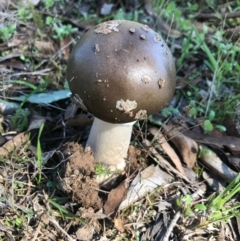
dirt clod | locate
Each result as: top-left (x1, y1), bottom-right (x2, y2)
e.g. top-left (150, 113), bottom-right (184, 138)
top-left (128, 145), bottom-right (144, 171)
top-left (62, 142), bottom-right (102, 209)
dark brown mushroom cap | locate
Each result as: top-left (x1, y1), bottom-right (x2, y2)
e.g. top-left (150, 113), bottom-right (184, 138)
top-left (67, 20), bottom-right (176, 123)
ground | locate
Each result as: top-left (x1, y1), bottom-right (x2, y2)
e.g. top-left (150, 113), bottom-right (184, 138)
top-left (61, 142), bottom-right (102, 210)
top-left (0, 0), bottom-right (240, 240)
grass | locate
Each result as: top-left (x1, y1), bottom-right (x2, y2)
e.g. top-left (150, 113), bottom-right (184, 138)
top-left (95, 163), bottom-right (112, 177)
top-left (147, 1), bottom-right (239, 133)
top-left (48, 198), bottom-right (87, 223)
top-left (0, 23), bottom-right (16, 42)
top-left (36, 123), bottom-right (44, 184)
top-left (176, 173), bottom-right (240, 229)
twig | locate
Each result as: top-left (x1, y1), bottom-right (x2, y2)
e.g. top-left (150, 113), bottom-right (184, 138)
top-left (197, 11), bottom-right (240, 19)
top-left (162, 211), bottom-right (181, 241)
top-left (32, 221), bottom-right (42, 241)
top-left (0, 53), bottom-right (21, 62)
top-left (225, 26), bottom-right (240, 41)
top-left (10, 68), bottom-right (52, 76)
top-left (0, 222), bottom-right (14, 241)
top-left (191, 188), bottom-right (205, 201)
top-left (47, 213), bottom-right (76, 241)
top-left (183, 230), bottom-right (212, 240)
top-left (51, 38), bottom-right (75, 61)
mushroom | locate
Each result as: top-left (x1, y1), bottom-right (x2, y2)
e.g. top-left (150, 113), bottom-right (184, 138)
top-left (67, 20), bottom-right (176, 182)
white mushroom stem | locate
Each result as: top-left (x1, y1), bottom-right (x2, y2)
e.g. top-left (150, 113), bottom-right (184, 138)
top-left (86, 117), bottom-right (135, 171)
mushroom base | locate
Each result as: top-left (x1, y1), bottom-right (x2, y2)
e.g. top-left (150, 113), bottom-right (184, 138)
top-left (86, 117), bottom-right (135, 173)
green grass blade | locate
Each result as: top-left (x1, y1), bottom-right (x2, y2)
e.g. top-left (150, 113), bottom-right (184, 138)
top-left (8, 80), bottom-right (38, 90)
top-left (49, 199), bottom-right (87, 224)
top-left (37, 123), bottom-right (44, 183)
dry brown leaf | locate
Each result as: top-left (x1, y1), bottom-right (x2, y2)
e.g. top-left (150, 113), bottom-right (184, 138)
top-left (227, 156), bottom-right (240, 172)
top-left (143, 0), bottom-right (153, 15)
top-left (0, 132), bottom-right (29, 157)
top-left (119, 164), bottom-right (174, 210)
top-left (65, 114), bottom-right (93, 127)
top-left (64, 102), bottom-right (78, 119)
top-left (40, 213), bottom-right (50, 225)
top-left (76, 225), bottom-right (94, 241)
top-left (147, 145), bottom-right (190, 183)
top-left (184, 129), bottom-right (240, 156)
top-left (163, 125), bottom-right (198, 168)
top-left (60, 36), bottom-right (71, 60)
top-left (35, 40), bottom-right (55, 55)
top-left (114, 217), bottom-right (125, 233)
top-left (27, 111), bottom-right (46, 130)
top-left (199, 145), bottom-right (238, 182)
top-left (150, 127), bottom-right (186, 177)
top-left (81, 210), bottom-right (108, 220)
top-left (103, 182), bottom-right (127, 215)
top-left (7, 37), bottom-right (26, 47)
top-left (194, 21), bottom-right (215, 33)
top-left (2, 59), bottom-right (26, 70)
top-left (184, 167), bottom-right (198, 182)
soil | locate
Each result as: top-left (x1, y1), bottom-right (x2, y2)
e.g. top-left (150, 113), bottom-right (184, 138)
top-left (61, 142), bottom-right (102, 210)
top-left (128, 144), bottom-right (144, 172)
top-left (59, 143), bottom-right (143, 211)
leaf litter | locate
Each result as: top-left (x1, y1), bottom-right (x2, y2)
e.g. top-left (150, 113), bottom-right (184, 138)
top-left (0, 0), bottom-right (240, 240)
